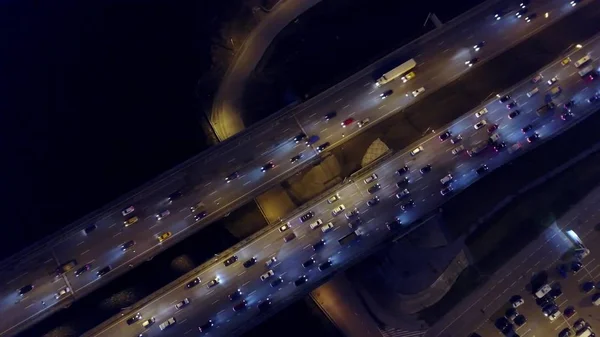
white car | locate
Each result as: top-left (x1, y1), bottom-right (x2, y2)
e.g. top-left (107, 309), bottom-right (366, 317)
top-left (55, 286), bottom-right (70, 300)
top-left (357, 118), bottom-right (370, 128)
top-left (332, 204), bottom-right (346, 216)
top-left (474, 120), bottom-right (488, 130)
top-left (548, 310), bottom-right (562, 321)
top-left (440, 174), bottom-right (453, 185)
top-left (451, 145), bottom-right (464, 155)
top-left (260, 270), bottom-right (275, 281)
top-left (327, 193), bottom-right (340, 204)
top-left (363, 173), bottom-right (378, 184)
top-left (410, 146), bottom-right (424, 156)
top-left (512, 298), bottom-right (525, 308)
top-left (475, 107), bottom-right (488, 118)
top-left (309, 219), bottom-right (323, 230)
top-left (321, 222), bottom-right (334, 233)
top-left (265, 257), bottom-right (277, 268)
top-left (411, 87), bottom-right (425, 97)
top-left (395, 189), bottom-right (410, 199)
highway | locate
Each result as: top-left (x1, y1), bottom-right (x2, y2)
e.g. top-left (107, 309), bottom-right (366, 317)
top-left (0, 0), bottom-right (592, 335)
top-left (86, 32), bottom-right (600, 337)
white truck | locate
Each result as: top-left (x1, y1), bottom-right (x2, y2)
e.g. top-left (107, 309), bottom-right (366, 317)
top-left (535, 284), bottom-right (552, 298)
top-left (376, 59), bottom-right (417, 86)
top-left (578, 64), bottom-right (594, 77)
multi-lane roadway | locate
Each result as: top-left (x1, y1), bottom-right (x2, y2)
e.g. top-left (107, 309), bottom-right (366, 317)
top-left (86, 31), bottom-right (600, 337)
top-left (0, 0), bottom-right (593, 335)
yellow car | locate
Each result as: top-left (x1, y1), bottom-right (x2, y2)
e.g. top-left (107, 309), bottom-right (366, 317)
top-left (561, 57), bottom-right (570, 66)
top-left (123, 216), bottom-right (139, 227)
top-left (401, 71), bottom-right (416, 82)
top-left (157, 231), bottom-right (172, 243)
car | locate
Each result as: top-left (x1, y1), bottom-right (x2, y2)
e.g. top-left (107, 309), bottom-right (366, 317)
top-left (194, 211), bottom-right (208, 222)
top-left (84, 224), bottom-right (97, 235)
top-left (175, 298), bottom-right (190, 309)
top-left (411, 87), bottom-right (425, 97)
top-left (494, 9), bottom-right (508, 20)
top-left (293, 133), bottom-right (306, 143)
top-left (564, 100), bottom-right (576, 112)
top-left (302, 258), bottom-right (316, 268)
top-left (325, 111), bottom-right (337, 121)
top-left (400, 199), bottom-right (415, 211)
top-left (440, 174), bottom-right (453, 185)
top-left (167, 191), bottom-right (183, 203)
top-left (290, 154), bottom-right (303, 164)
top-left (440, 186), bottom-right (453, 196)
top-left (233, 300), bottom-right (247, 312)
top-left (564, 306), bottom-right (576, 318)
top-left (186, 277), bottom-right (201, 288)
top-left (316, 142), bottom-right (330, 153)
top-left (475, 108), bottom-right (488, 118)
top-left (396, 177), bottom-right (409, 188)
top-left (121, 240), bottom-right (136, 252)
top-left (74, 264), bottom-right (91, 277)
top-left (229, 289), bottom-right (242, 301)
top-left (465, 57), bottom-right (479, 67)
top-left (332, 204), bottom-right (346, 216)
top-left (386, 218), bottom-right (401, 230)
top-left (526, 133), bottom-right (539, 143)
top-left (97, 265), bottom-right (111, 277)
top-left (515, 8), bottom-right (527, 18)
top-left (506, 101), bottom-right (517, 109)
top-left (510, 295), bottom-right (524, 308)
top-left (396, 189), bottom-right (410, 199)
top-left (571, 261), bottom-right (583, 274)
top-left (348, 217), bottom-right (362, 228)
top-left (260, 270), bottom-right (275, 281)
top-left (451, 145), bottom-right (464, 155)
top-left (367, 183), bottom-right (381, 194)
top-left (557, 264), bottom-right (568, 278)
top-left (549, 309), bottom-right (562, 321)
top-left (299, 211), bottom-right (315, 223)
top-left (559, 328), bottom-right (572, 337)
top-left (419, 164), bottom-right (432, 174)
top-left (154, 209), bottom-right (171, 220)
top-left (142, 317), bottom-right (156, 328)
top-left (410, 145), bottom-right (424, 156)
top-left (54, 286), bottom-right (70, 300)
top-left (279, 223), bottom-right (290, 232)
top-left (270, 277), bottom-right (284, 288)
top-left (543, 303), bottom-right (558, 316)
top-left (380, 90), bottom-right (393, 99)
top-left (588, 94), bottom-right (600, 103)
top-left (313, 239), bottom-right (326, 251)
top-left (284, 232), bottom-right (296, 243)
top-left (439, 131), bottom-right (451, 141)
top-left (157, 231), bottom-right (172, 243)
top-left (505, 308), bottom-right (518, 321)
top-left (514, 314), bottom-right (527, 327)
top-left (582, 281), bottom-right (595, 293)
top-left (127, 313), bottom-right (143, 325)
top-left (487, 124), bottom-right (499, 133)
top-left (265, 256), bottom-right (277, 268)
top-left (396, 165), bottom-right (409, 175)
top-left (561, 111), bottom-right (575, 120)
top-left (242, 257), bottom-right (257, 269)
top-left (474, 120), bottom-right (487, 130)
top-left (451, 135), bottom-right (463, 144)
top-left (547, 76), bottom-right (558, 85)
top-left (345, 208), bottom-right (360, 219)
top-left (493, 142), bottom-right (507, 152)
top-left (121, 205), bottom-right (135, 217)
top-left (520, 0), bottom-right (530, 8)
top-left (305, 135), bottom-right (320, 146)
top-left (367, 196), bottom-right (380, 207)
top-left (473, 41), bottom-right (485, 51)
top-left (190, 201), bottom-right (203, 213)
top-left (341, 118), bottom-right (355, 127)
top-left (225, 171), bottom-right (240, 183)
top-left (123, 216), bottom-right (139, 227)
top-left (358, 118), bottom-right (370, 128)
top-left (532, 74), bottom-right (543, 83)
top-left (207, 277), bottom-right (220, 288)
top-left (495, 317), bottom-right (511, 331)
top-left (521, 124), bottom-right (533, 133)
top-left (258, 298), bottom-right (272, 312)
top-left (198, 320), bottom-right (213, 333)
top-left (327, 193), bottom-right (340, 204)
top-left (574, 318), bottom-right (587, 331)
top-left (363, 173), bottom-right (378, 184)
top-left (593, 293), bottom-right (600, 306)
top-left (321, 222), bottom-right (334, 233)
top-left (525, 13), bottom-right (537, 22)
top-left (537, 295), bottom-right (554, 308)
top-left (295, 275), bottom-right (308, 287)
top-left (571, 0), bottom-right (582, 6)
top-left (499, 95), bottom-right (511, 103)
top-left (261, 162), bottom-right (275, 172)
top-left (549, 288), bottom-right (563, 300)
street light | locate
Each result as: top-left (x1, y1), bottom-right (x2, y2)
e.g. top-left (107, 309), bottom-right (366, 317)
top-left (576, 44), bottom-right (583, 49)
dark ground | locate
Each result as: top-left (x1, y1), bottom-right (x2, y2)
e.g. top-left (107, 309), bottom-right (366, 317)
top-left (242, 0), bottom-right (487, 125)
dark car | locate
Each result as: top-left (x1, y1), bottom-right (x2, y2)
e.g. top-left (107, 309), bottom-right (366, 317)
top-left (572, 261), bottom-right (583, 274)
top-left (521, 124), bottom-right (533, 133)
top-left (313, 239), bottom-right (326, 251)
top-left (419, 164), bottom-right (432, 174)
top-left (499, 95), bottom-right (511, 103)
top-left (306, 135), bottom-right (320, 146)
top-left (198, 320), bottom-right (213, 333)
top-left (367, 196), bottom-right (380, 207)
top-left (508, 110), bottom-right (521, 119)
top-left (224, 255), bottom-right (238, 267)
top-left (97, 266), bottom-right (111, 277)
top-left (473, 41), bottom-right (485, 51)
top-left (233, 300), bottom-right (247, 312)
top-left (588, 94), bottom-right (600, 103)
top-left (505, 308), bottom-right (518, 321)
top-left (84, 224), bottom-right (97, 235)
top-left (559, 328), bottom-right (572, 337)
top-left (243, 257), bottom-right (257, 268)
top-left (380, 90), bottom-right (393, 99)
top-left (487, 124), bottom-right (499, 133)
top-left (258, 298), bottom-right (272, 312)
top-left (465, 57), bottom-right (479, 67)
top-left (290, 154), bottom-right (303, 164)
top-left (439, 131), bottom-right (451, 141)
top-left (325, 112), bottom-right (337, 121)
top-left (495, 317), bottom-right (511, 331)
top-left (348, 218), bottom-right (362, 229)
top-left (293, 133), bottom-right (306, 143)
top-left (401, 199), bottom-right (415, 211)
top-left (229, 289), bottom-right (242, 301)
top-left (186, 277), bottom-right (201, 289)
top-left (451, 135), bottom-right (463, 144)
top-left (18, 284), bottom-right (34, 296)
top-left (261, 162), bottom-right (275, 172)
top-left (493, 142), bottom-right (507, 152)
top-left (270, 277), bottom-right (284, 288)
top-left (316, 142), bottom-right (330, 153)
top-left (74, 264), bottom-right (91, 277)
top-left (561, 111), bottom-right (574, 120)
top-left (396, 165), bottom-right (409, 175)
top-left (367, 183), bottom-right (381, 194)
top-left (515, 8), bottom-right (528, 18)
top-left (564, 306), bottom-right (576, 318)
top-left (225, 171), bottom-right (240, 183)
top-left (557, 264), bottom-right (568, 278)
top-left (549, 288), bottom-right (563, 300)
top-left (396, 177), bottom-right (409, 188)
top-left (300, 211), bottom-right (315, 223)
top-left (506, 101), bottom-right (517, 109)
top-left (302, 258), bottom-right (316, 268)
top-left (127, 313), bottom-right (142, 325)
top-left (524, 13), bottom-right (537, 22)
top-left (167, 190), bottom-right (183, 203)
top-left (582, 281), bottom-right (595, 293)
top-left (121, 240), bottom-right (136, 252)
top-left (318, 259), bottom-right (333, 271)
top-left (295, 275), bottom-right (308, 287)
top-left (527, 133), bottom-right (539, 143)
top-left (514, 314), bottom-right (527, 326)
top-left (564, 100), bottom-right (576, 112)
top-left (386, 218), bottom-right (401, 230)
top-left (194, 211), bottom-right (208, 222)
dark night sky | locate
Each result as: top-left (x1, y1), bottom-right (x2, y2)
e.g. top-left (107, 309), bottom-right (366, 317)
top-left (0, 0), bottom-right (217, 258)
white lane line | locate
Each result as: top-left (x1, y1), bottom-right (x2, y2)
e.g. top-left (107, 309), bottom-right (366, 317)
top-left (80, 250), bottom-right (90, 256)
top-left (242, 281), bottom-right (250, 287)
top-left (335, 98), bottom-right (343, 103)
top-left (343, 104), bottom-right (350, 109)
top-left (108, 223), bottom-right (117, 228)
top-left (209, 190), bottom-right (217, 196)
top-left (378, 105), bottom-right (386, 110)
top-left (112, 232), bottom-right (122, 238)
top-left (6, 273), bottom-right (28, 285)
top-left (212, 300), bottom-right (219, 305)
top-left (237, 271), bottom-right (246, 277)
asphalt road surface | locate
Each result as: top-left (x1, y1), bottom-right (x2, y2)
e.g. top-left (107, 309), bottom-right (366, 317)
top-left (426, 184), bottom-right (600, 337)
top-left (86, 34), bottom-right (600, 337)
top-left (0, 0), bottom-right (592, 335)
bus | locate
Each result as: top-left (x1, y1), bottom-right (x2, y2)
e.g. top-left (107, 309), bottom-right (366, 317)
top-left (574, 55), bottom-right (591, 67)
top-left (376, 59), bottom-right (417, 86)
